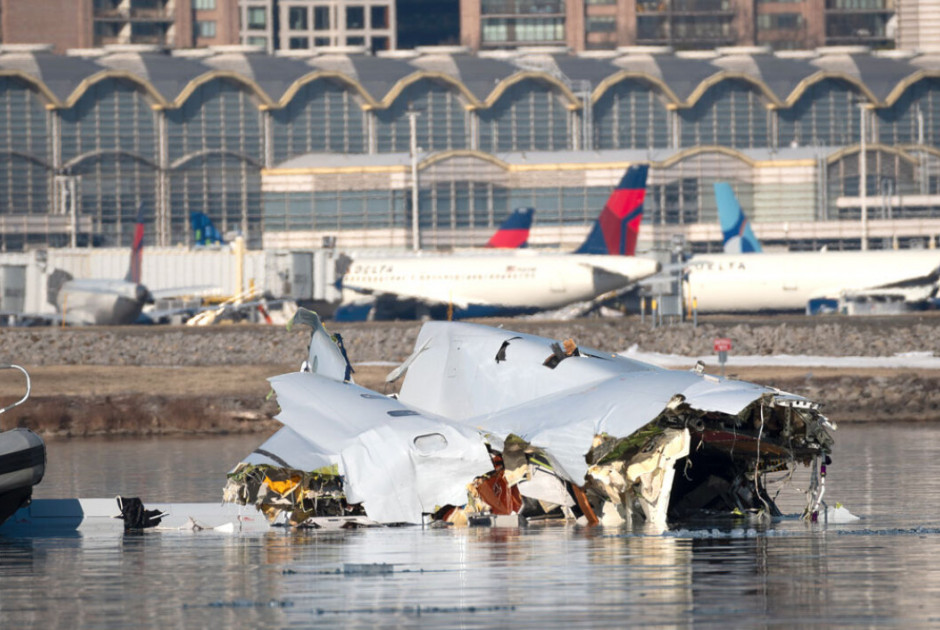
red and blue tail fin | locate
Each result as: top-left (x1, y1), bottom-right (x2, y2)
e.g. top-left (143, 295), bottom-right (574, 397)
top-left (574, 164), bottom-right (648, 256)
top-left (486, 207), bottom-right (534, 248)
top-left (125, 203), bottom-right (145, 284)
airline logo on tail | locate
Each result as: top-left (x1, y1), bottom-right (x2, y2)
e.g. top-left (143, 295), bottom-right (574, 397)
top-left (574, 164), bottom-right (648, 256)
top-left (486, 207), bottom-right (534, 248)
top-left (125, 203), bottom-right (146, 283)
top-left (715, 183), bottom-right (762, 254)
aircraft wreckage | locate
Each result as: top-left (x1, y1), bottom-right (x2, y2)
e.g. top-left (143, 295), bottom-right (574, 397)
top-left (223, 310), bottom-right (835, 530)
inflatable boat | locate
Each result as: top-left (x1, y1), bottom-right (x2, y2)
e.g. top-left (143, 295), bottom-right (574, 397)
top-left (0, 365), bottom-right (46, 526)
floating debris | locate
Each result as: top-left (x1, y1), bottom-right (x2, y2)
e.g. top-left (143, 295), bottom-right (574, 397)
top-left (223, 309), bottom-right (836, 531)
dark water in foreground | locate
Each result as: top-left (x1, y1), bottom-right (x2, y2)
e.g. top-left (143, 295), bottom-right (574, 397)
top-left (3, 424), bottom-right (940, 628)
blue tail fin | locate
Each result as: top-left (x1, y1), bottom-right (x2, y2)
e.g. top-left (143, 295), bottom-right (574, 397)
top-left (715, 183), bottom-right (761, 253)
top-left (574, 164), bottom-right (648, 256)
top-left (486, 207), bottom-right (534, 248)
top-left (191, 212), bottom-right (225, 246)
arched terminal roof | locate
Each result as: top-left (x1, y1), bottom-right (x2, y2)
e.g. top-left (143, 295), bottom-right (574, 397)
top-left (0, 44), bottom-right (938, 111)
top-left (196, 46), bottom-right (314, 104)
top-left (0, 44), bottom-right (103, 103)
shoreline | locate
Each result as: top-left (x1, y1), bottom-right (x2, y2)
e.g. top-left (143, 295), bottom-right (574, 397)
top-left (2, 317), bottom-right (939, 436)
top-left (2, 363), bottom-right (938, 437)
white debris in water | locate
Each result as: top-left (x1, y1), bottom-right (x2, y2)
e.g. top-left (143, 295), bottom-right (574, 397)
top-left (826, 505), bottom-right (860, 523)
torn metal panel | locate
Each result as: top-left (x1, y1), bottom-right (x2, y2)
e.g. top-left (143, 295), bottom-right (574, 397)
top-left (266, 372), bottom-right (493, 524)
top-left (229, 311), bottom-right (834, 529)
top-left (290, 308), bottom-right (354, 382)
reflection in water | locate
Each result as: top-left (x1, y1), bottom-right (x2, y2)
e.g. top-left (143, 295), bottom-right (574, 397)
top-left (3, 425), bottom-right (940, 628)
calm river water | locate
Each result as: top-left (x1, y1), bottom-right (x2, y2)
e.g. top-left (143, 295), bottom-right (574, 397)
top-left (2, 424), bottom-right (940, 628)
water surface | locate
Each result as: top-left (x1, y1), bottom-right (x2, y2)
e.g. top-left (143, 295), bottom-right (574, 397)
top-left (3, 424), bottom-right (940, 628)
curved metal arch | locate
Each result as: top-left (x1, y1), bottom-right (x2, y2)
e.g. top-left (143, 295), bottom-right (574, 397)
top-left (169, 148), bottom-right (263, 171)
top-left (276, 70), bottom-right (379, 109)
top-left (654, 145), bottom-right (759, 169)
top-left (591, 71), bottom-right (680, 106)
top-left (62, 70), bottom-right (168, 109)
top-left (896, 143), bottom-right (940, 159)
top-left (62, 148), bottom-right (160, 172)
top-left (418, 149), bottom-right (510, 171)
top-left (683, 72), bottom-right (782, 108)
top-left (483, 71), bottom-right (582, 111)
top-left (882, 70), bottom-right (940, 107)
top-left (0, 149), bottom-right (53, 169)
top-left (783, 71), bottom-right (877, 108)
top-left (170, 70), bottom-right (275, 109)
top-left (377, 71), bottom-right (482, 110)
top-left (0, 70), bottom-right (61, 107)
top-left (825, 142), bottom-right (919, 167)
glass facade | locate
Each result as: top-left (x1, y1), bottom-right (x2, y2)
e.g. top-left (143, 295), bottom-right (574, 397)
top-left (271, 79), bottom-right (368, 161)
top-left (478, 80), bottom-right (571, 152)
top-left (0, 51), bottom-right (938, 251)
top-left (777, 78), bottom-right (862, 147)
top-left (679, 80), bottom-right (770, 149)
top-left (593, 79), bottom-right (671, 149)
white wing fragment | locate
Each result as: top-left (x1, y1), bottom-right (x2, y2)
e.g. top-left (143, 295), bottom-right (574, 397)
top-left (225, 310), bottom-right (836, 530)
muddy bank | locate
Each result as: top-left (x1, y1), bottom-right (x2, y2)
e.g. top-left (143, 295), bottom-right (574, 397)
top-left (2, 364), bottom-right (938, 436)
top-left (2, 316), bottom-right (940, 436)
top-left (7, 394), bottom-right (280, 438)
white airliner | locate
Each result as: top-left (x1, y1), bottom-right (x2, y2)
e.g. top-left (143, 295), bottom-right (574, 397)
top-left (685, 249), bottom-right (940, 314)
top-left (685, 186), bottom-right (940, 313)
top-left (334, 165), bottom-right (660, 321)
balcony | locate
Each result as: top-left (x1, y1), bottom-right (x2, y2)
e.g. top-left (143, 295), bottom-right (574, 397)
top-left (93, 8), bottom-right (172, 21)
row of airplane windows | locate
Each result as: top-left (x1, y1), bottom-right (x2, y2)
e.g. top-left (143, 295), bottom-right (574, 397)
top-left (346, 272), bottom-right (539, 282)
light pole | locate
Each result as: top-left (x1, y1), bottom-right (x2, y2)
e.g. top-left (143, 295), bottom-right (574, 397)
top-left (407, 110), bottom-right (420, 252)
top-left (859, 103), bottom-right (869, 251)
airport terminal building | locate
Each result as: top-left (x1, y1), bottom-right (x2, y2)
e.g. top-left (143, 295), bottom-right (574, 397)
top-left (1, 42), bottom-right (939, 254)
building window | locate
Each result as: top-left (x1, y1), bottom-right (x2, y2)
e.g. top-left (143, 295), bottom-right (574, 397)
top-left (347, 6), bottom-right (365, 29)
top-left (587, 0), bottom-right (616, 4)
top-left (314, 6), bottom-right (330, 30)
top-left (586, 16), bottom-right (616, 32)
top-left (372, 35), bottom-right (390, 50)
top-left (314, 36), bottom-right (331, 46)
top-left (193, 0), bottom-right (215, 9)
top-left (247, 36), bottom-right (267, 47)
top-left (757, 12), bottom-right (803, 29)
top-left (289, 7), bottom-right (308, 30)
top-left (196, 20), bottom-right (217, 37)
top-left (247, 7), bottom-right (267, 29)
top-left (371, 6), bottom-right (388, 29)
top-left (347, 36), bottom-right (366, 45)
top-left (289, 36), bottom-right (309, 49)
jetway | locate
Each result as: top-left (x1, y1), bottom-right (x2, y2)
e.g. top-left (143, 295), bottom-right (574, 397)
top-left (0, 247), bottom-right (342, 323)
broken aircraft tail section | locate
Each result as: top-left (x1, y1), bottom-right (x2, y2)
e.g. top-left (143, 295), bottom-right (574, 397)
top-left (225, 309), bottom-right (835, 530)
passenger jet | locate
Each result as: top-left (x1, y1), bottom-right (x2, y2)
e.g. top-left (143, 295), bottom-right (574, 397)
top-left (334, 165), bottom-right (660, 321)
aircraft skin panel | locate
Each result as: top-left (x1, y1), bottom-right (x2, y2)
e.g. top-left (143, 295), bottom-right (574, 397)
top-left (269, 371), bottom-right (492, 524)
top-left (394, 321), bottom-right (779, 483)
top-left (686, 249), bottom-right (940, 312)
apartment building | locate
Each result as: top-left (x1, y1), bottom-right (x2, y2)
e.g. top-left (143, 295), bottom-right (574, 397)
top-left (0, 0), bottom-right (238, 51)
top-left (459, 0), bottom-right (903, 51)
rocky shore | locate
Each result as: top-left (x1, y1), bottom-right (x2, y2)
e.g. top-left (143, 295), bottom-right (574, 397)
top-left (1, 314), bottom-right (939, 436)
